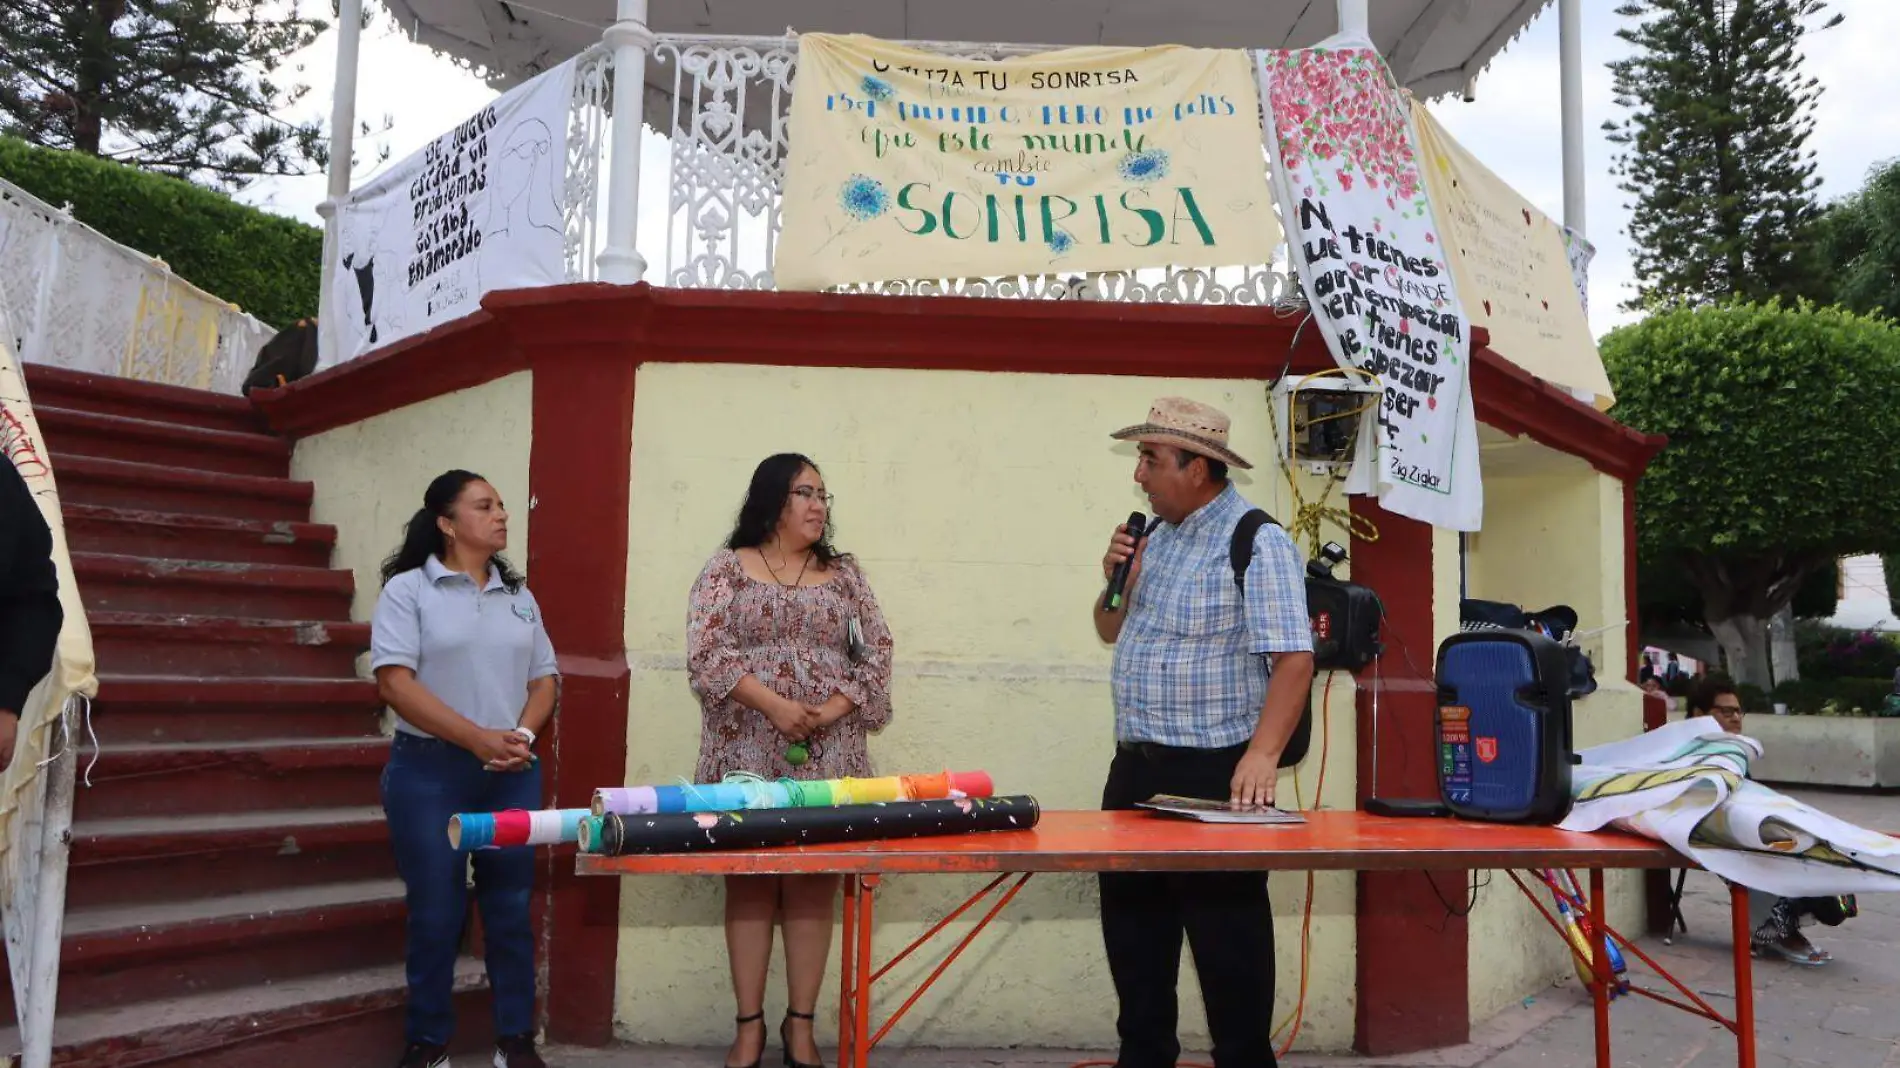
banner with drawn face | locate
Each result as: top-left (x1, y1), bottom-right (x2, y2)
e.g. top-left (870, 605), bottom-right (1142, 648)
top-left (774, 34), bottom-right (1282, 291)
top-left (325, 59), bottom-right (575, 369)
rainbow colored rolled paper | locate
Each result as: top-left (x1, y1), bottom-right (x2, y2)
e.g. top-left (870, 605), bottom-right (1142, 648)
top-left (448, 807), bottom-right (589, 850)
top-left (588, 770), bottom-right (994, 818)
top-left (592, 786), bottom-right (660, 817)
top-left (578, 814), bottom-right (605, 853)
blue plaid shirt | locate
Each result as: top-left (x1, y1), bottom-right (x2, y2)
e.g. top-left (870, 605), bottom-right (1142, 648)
top-left (1111, 485), bottom-right (1314, 749)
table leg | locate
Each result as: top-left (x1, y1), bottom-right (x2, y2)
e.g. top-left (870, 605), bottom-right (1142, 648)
top-left (1730, 883), bottom-right (1756, 1068)
top-left (838, 876), bottom-right (859, 1068)
top-left (854, 875), bottom-right (879, 1067)
top-left (1590, 868), bottom-right (1610, 1068)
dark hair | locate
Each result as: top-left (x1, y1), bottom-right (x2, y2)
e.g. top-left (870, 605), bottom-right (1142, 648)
top-left (1686, 675), bottom-right (1739, 716)
top-left (725, 453), bottom-right (842, 566)
top-left (380, 469), bottom-right (522, 590)
top-left (1173, 446), bottom-right (1229, 485)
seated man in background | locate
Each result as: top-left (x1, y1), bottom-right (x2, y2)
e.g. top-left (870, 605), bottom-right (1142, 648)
top-left (1686, 676), bottom-right (1852, 966)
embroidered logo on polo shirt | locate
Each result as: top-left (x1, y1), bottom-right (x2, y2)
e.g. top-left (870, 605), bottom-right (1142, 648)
top-left (512, 604), bottom-right (536, 623)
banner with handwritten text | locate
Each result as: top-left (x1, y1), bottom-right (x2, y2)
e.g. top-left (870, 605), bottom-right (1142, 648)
top-left (774, 34), bottom-right (1281, 291)
top-left (1411, 102), bottom-right (1613, 405)
top-left (324, 59), bottom-right (575, 369)
top-left (1257, 46), bottom-right (1481, 531)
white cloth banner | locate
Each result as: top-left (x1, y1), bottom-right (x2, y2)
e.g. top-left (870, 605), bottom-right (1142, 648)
top-left (1256, 42), bottom-right (1482, 531)
top-left (325, 59), bottom-right (575, 369)
top-left (1561, 225), bottom-right (1596, 320)
top-left (1560, 718), bottom-right (1900, 898)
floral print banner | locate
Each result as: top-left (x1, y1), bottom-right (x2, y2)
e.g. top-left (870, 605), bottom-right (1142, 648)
top-left (1257, 45), bottom-right (1483, 532)
top-left (774, 34), bottom-right (1281, 291)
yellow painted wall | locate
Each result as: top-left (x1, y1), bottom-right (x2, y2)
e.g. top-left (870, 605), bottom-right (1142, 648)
top-left (1460, 433), bottom-right (1645, 1023)
top-left (619, 363), bottom-right (1370, 1052)
top-left (289, 372), bottom-right (535, 625)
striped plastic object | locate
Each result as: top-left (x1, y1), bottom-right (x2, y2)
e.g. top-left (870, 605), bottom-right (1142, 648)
top-left (448, 808), bottom-right (589, 850)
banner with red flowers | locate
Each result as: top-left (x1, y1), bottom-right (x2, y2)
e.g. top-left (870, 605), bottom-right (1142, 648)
top-left (1256, 44), bottom-right (1482, 532)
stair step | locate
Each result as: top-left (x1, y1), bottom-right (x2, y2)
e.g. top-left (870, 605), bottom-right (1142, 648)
top-left (37, 404), bottom-right (292, 478)
top-left (93, 675), bottom-right (383, 743)
top-left (0, 879), bottom-right (410, 1020)
top-left (74, 553), bottom-right (353, 622)
top-left (61, 504), bottom-right (338, 567)
top-left (20, 363), bottom-right (269, 435)
top-left (75, 737), bottom-right (388, 821)
top-left (56, 455), bottom-right (313, 522)
top-left (89, 612), bottom-right (369, 677)
top-left (69, 806), bottom-right (393, 909)
top-left (0, 957), bottom-right (489, 1068)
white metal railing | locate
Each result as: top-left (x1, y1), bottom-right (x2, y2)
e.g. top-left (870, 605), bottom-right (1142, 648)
top-left (560, 33), bottom-right (1301, 307)
top-left (563, 45), bottom-right (612, 283)
top-left (0, 177), bottom-right (274, 394)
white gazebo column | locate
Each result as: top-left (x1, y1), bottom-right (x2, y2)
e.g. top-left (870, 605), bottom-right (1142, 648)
top-left (316, 0), bottom-right (363, 368)
top-left (597, 0), bottom-right (653, 284)
top-left (1558, 0), bottom-right (1586, 234)
top-left (1336, 0), bottom-right (1370, 39)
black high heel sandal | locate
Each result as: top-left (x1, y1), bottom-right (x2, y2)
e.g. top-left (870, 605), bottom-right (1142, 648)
top-left (780, 1010), bottom-right (824, 1068)
top-left (725, 1011), bottom-right (766, 1068)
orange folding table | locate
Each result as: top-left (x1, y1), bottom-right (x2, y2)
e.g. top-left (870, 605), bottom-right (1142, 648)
top-left (579, 810), bottom-right (1756, 1068)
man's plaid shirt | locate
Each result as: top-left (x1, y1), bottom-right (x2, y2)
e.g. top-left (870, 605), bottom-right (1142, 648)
top-left (1111, 485), bottom-right (1313, 749)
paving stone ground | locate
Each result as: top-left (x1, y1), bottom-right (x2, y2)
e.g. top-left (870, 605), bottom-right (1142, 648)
top-left (543, 788), bottom-right (1899, 1068)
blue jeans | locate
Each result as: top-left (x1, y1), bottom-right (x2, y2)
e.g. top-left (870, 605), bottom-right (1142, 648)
top-left (382, 732), bottom-right (542, 1045)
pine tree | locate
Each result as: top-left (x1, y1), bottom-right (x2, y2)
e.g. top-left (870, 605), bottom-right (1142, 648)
top-left (1606, 0), bottom-right (1841, 310)
top-left (0, 0), bottom-right (331, 189)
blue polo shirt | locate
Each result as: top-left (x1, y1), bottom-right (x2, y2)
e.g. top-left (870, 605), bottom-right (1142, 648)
top-left (369, 556), bottom-right (559, 738)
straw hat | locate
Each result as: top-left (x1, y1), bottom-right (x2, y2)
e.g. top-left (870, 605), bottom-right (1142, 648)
top-left (1110, 396), bottom-right (1253, 470)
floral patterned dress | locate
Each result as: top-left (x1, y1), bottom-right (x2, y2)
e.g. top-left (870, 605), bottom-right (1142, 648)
top-left (687, 549), bottom-right (895, 782)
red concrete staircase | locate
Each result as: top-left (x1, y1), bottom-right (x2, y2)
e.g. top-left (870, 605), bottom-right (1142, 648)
top-left (3, 367), bottom-right (490, 1067)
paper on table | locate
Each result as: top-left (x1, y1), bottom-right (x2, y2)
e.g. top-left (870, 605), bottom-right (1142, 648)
top-left (1137, 795), bottom-right (1307, 825)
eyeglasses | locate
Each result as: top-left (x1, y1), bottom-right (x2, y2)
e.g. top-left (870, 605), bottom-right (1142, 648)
top-left (790, 487), bottom-right (834, 506)
top-left (1712, 704), bottom-right (1744, 716)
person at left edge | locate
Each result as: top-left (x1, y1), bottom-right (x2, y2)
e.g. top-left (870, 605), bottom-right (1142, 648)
top-left (0, 457), bottom-right (63, 772)
top-left (1093, 396), bottom-right (1315, 1068)
top-left (371, 469), bottom-right (558, 1068)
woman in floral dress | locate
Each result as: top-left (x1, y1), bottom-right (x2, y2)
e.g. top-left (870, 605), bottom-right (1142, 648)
top-left (687, 453), bottom-right (894, 1068)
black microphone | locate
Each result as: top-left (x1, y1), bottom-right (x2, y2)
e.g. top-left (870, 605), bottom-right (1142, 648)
top-left (1103, 511), bottom-right (1148, 612)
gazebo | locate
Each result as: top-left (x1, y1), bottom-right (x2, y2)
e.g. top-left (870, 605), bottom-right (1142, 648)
top-left (274, 0), bottom-right (1655, 1059)
top-left (315, 0), bottom-right (1595, 341)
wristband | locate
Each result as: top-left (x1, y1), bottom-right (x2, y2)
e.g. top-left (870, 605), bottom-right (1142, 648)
top-left (512, 726), bottom-right (537, 747)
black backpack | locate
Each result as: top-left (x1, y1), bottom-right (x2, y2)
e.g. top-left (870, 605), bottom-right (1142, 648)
top-left (243, 319), bottom-right (319, 393)
top-left (1230, 509), bottom-right (1313, 769)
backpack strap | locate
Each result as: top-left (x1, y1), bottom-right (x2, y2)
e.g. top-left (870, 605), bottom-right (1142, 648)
top-left (1230, 508), bottom-right (1280, 591)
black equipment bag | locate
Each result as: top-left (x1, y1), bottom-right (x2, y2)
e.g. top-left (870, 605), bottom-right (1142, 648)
top-left (1229, 509), bottom-right (1385, 767)
top-left (243, 319), bottom-right (319, 393)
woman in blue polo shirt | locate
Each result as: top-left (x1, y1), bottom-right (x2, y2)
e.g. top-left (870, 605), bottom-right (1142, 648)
top-left (371, 469), bottom-right (558, 1068)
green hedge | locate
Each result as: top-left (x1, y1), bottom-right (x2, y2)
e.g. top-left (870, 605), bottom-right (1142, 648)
top-left (0, 137), bottom-right (319, 327)
top-left (1770, 677), bottom-right (1897, 716)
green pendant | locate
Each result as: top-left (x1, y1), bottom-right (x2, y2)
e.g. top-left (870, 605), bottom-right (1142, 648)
top-left (785, 742), bottom-right (810, 766)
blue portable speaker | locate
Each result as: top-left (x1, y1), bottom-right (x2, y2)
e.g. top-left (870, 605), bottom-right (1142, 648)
top-left (1435, 630), bottom-right (1577, 825)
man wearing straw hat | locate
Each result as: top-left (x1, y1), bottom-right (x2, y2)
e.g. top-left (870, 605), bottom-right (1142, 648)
top-left (1093, 397), bottom-right (1315, 1068)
